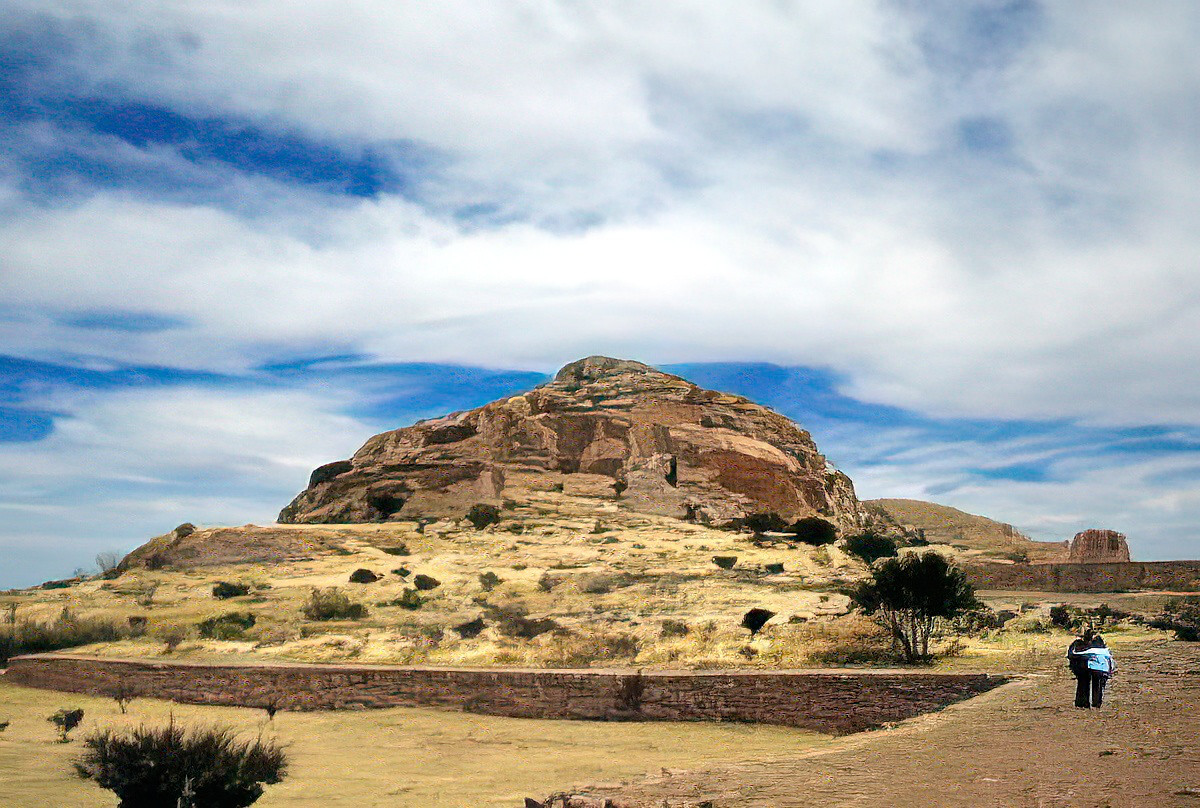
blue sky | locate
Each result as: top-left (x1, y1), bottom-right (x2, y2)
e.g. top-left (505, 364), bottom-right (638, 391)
top-left (2, 2), bottom-right (1200, 586)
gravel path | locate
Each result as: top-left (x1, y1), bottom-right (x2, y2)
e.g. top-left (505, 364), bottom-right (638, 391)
top-left (583, 640), bottom-right (1200, 807)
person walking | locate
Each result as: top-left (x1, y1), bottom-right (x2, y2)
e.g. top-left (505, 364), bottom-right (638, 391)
top-left (1085, 635), bottom-right (1116, 707)
top-left (1067, 630), bottom-right (1094, 708)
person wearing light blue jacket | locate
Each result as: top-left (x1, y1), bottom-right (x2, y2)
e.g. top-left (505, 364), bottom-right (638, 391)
top-left (1072, 634), bottom-right (1116, 708)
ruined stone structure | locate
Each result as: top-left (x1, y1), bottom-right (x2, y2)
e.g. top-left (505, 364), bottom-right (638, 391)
top-left (279, 356), bottom-right (866, 529)
top-left (4, 654), bottom-right (1007, 736)
top-left (1068, 529), bottom-right (1132, 563)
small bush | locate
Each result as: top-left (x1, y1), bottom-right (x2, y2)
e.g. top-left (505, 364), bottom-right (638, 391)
top-left (466, 503), bottom-right (501, 530)
top-left (381, 544), bottom-right (410, 556)
top-left (488, 604), bottom-right (559, 639)
top-left (454, 617), bottom-right (485, 638)
top-left (49, 707), bottom-right (84, 742)
top-left (763, 562), bottom-right (785, 574)
top-left (381, 589), bottom-right (423, 610)
top-left (41, 579), bottom-right (77, 590)
top-left (953, 607), bottom-right (1014, 635)
top-left (788, 517), bottom-right (838, 546)
top-left (158, 626), bottom-right (188, 653)
top-left (1149, 600), bottom-right (1200, 641)
top-left (741, 608), bottom-right (775, 636)
top-left (301, 588), bottom-right (368, 621)
top-left (412, 574), bottom-right (440, 591)
top-left (842, 532), bottom-right (898, 563)
top-left (197, 612), bottom-right (257, 640)
top-left (578, 573), bottom-right (625, 594)
top-left (712, 556), bottom-right (737, 570)
top-left (393, 567), bottom-right (411, 578)
top-left (741, 512), bottom-right (788, 535)
top-left (660, 619), bottom-right (690, 638)
top-left (212, 582), bottom-right (249, 600)
top-left (478, 571), bottom-right (502, 592)
top-left (348, 569), bottom-right (381, 584)
top-left (76, 722), bottom-right (287, 808)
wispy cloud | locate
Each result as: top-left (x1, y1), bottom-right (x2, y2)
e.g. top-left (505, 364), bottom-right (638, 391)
top-left (2, 2), bottom-right (1199, 581)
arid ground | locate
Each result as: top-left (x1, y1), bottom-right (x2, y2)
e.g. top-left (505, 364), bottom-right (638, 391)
top-left (3, 632), bottom-right (1197, 807)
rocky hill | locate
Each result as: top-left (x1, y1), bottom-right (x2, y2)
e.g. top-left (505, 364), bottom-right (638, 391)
top-left (280, 356), bottom-right (866, 530)
top-left (1068, 529), bottom-right (1131, 563)
top-left (866, 499), bottom-right (1068, 562)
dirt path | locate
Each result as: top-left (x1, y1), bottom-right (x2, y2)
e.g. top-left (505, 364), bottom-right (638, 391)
top-left (583, 639), bottom-right (1200, 808)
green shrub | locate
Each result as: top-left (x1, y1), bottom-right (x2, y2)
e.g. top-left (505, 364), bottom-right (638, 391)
top-left (0, 609), bottom-right (132, 664)
top-left (741, 608), bottom-right (775, 636)
top-left (41, 579), bottom-right (77, 590)
top-left (487, 604), bottom-right (559, 638)
top-left (211, 582), bottom-right (249, 600)
top-left (75, 722), bottom-right (287, 807)
top-left (381, 589), bottom-right (423, 610)
top-left (49, 708), bottom-right (84, 742)
top-left (660, 619), bottom-right (690, 638)
top-left (381, 544), bottom-right (410, 556)
top-left (454, 617), bottom-right (485, 638)
top-left (348, 569), bottom-right (381, 584)
top-left (466, 503), bottom-right (501, 530)
top-left (741, 512), bottom-right (787, 534)
top-left (1150, 600), bottom-right (1200, 641)
top-left (301, 588), bottom-right (368, 621)
top-left (196, 613), bottom-right (257, 640)
top-left (712, 556), bottom-right (737, 570)
top-left (788, 517), bottom-right (838, 546)
top-left (413, 574), bottom-right (440, 591)
top-left (478, 571), bottom-right (502, 592)
top-left (843, 532), bottom-right (898, 563)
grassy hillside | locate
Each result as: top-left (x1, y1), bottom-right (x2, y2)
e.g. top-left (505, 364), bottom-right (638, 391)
top-left (866, 499), bottom-right (1067, 563)
top-left (3, 490), bottom-right (881, 669)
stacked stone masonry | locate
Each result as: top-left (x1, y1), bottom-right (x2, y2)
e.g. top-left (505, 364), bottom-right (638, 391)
top-left (3, 655), bottom-right (1006, 735)
top-left (965, 560), bottom-right (1200, 593)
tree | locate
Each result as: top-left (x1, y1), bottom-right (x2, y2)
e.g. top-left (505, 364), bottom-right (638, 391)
top-left (76, 721), bottom-right (287, 808)
top-left (466, 503), bottom-right (501, 530)
top-left (96, 552), bottom-right (123, 576)
top-left (851, 552), bottom-right (977, 662)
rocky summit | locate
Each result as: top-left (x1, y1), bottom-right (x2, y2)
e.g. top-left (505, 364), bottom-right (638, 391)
top-left (1068, 528), bottom-right (1132, 563)
top-left (279, 356), bottom-right (865, 529)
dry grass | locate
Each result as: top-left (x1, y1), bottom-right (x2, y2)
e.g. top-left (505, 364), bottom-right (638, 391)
top-left (0, 678), bottom-right (828, 808)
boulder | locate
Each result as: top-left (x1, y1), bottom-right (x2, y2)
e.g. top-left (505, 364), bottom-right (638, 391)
top-left (1068, 529), bottom-right (1132, 563)
top-left (279, 356), bottom-right (867, 529)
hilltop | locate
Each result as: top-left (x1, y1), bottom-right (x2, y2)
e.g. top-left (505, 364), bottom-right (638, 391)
top-left (866, 499), bottom-right (1068, 562)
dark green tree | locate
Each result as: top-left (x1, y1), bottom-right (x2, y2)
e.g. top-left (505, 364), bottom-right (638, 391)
top-left (842, 531), bottom-right (898, 563)
top-left (852, 552), bottom-right (978, 662)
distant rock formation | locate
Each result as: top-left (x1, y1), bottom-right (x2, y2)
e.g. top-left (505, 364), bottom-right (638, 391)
top-left (866, 499), bottom-right (1069, 562)
top-left (279, 356), bottom-right (866, 529)
top-left (1068, 529), bottom-right (1132, 563)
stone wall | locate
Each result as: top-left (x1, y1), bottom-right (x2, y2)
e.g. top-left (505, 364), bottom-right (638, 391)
top-left (3, 654), bottom-right (1007, 735)
top-left (965, 560), bottom-right (1200, 593)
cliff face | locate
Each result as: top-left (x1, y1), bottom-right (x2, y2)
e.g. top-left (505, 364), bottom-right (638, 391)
top-left (1068, 529), bottom-right (1132, 563)
top-left (279, 356), bottom-right (865, 529)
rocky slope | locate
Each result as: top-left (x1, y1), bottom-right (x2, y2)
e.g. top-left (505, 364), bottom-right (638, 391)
top-left (280, 357), bottom-right (866, 530)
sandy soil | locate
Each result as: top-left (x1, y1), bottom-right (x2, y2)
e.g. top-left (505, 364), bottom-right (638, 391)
top-left (581, 638), bottom-right (1200, 808)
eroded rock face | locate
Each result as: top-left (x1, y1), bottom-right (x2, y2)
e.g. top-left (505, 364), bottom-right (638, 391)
top-left (1068, 529), bottom-right (1132, 563)
top-left (279, 356), bottom-right (866, 529)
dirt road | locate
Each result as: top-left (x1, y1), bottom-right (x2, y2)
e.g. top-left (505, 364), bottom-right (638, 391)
top-left (583, 639), bottom-right (1200, 807)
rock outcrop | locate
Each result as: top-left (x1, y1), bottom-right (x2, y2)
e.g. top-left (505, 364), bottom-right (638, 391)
top-left (1068, 529), bottom-right (1132, 563)
top-left (279, 356), bottom-right (865, 529)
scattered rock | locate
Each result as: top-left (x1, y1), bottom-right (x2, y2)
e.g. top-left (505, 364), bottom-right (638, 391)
top-left (413, 574), bottom-right (441, 591)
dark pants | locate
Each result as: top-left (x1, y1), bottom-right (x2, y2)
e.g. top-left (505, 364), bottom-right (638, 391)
top-left (1074, 671), bottom-right (1091, 708)
top-left (1090, 671), bottom-right (1108, 707)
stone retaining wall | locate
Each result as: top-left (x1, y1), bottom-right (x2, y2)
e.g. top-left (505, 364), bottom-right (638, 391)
top-left (3, 654), bottom-right (1007, 735)
top-left (965, 560), bottom-right (1200, 593)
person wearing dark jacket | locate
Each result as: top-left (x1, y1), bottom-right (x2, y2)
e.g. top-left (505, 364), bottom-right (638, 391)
top-left (1067, 631), bottom-right (1094, 708)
